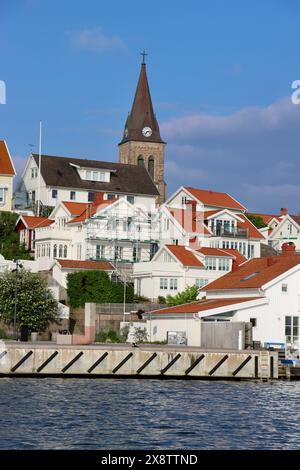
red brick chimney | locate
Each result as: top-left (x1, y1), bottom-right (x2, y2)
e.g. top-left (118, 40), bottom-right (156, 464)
top-left (186, 200), bottom-right (197, 232)
top-left (231, 258), bottom-right (239, 272)
top-left (280, 207), bottom-right (288, 216)
top-left (266, 257), bottom-right (276, 267)
top-left (94, 192), bottom-right (105, 204)
top-left (281, 242), bottom-right (296, 256)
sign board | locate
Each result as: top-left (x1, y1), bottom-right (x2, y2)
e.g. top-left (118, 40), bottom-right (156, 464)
top-left (167, 331), bottom-right (187, 345)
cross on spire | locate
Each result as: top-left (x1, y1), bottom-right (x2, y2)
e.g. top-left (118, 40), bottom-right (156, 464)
top-left (141, 50), bottom-right (147, 65)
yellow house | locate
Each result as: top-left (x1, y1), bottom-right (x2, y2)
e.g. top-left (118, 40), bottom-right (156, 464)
top-left (0, 140), bottom-right (16, 212)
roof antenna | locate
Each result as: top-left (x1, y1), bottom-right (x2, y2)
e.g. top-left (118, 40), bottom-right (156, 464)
top-left (28, 144), bottom-right (34, 155)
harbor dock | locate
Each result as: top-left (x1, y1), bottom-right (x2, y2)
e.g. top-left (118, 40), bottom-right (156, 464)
top-left (0, 342), bottom-right (281, 380)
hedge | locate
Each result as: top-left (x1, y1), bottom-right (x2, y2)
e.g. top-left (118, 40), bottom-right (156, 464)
top-left (67, 270), bottom-right (134, 308)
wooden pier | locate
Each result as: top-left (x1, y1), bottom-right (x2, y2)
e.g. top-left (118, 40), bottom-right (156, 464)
top-left (0, 342), bottom-right (279, 380)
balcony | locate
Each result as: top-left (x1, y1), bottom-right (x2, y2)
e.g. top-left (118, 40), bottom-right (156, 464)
top-left (212, 228), bottom-right (248, 238)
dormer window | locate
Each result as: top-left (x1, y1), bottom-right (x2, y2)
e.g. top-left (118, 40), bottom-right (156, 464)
top-left (70, 163), bottom-right (113, 183)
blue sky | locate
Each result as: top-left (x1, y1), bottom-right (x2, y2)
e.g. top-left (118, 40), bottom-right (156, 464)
top-left (1, 0), bottom-right (300, 212)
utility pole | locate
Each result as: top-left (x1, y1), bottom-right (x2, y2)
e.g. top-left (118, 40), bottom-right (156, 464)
top-left (37, 121), bottom-right (42, 216)
top-left (123, 273), bottom-right (127, 323)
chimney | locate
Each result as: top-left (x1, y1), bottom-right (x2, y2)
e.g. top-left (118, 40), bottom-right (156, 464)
top-left (186, 199), bottom-right (197, 213)
top-left (94, 192), bottom-right (105, 205)
top-left (231, 258), bottom-right (239, 272)
top-left (186, 200), bottom-right (197, 232)
top-left (281, 242), bottom-right (296, 256)
top-left (280, 207), bottom-right (288, 216)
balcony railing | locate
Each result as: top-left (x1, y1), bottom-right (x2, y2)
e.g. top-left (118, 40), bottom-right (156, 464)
top-left (212, 228), bottom-right (248, 238)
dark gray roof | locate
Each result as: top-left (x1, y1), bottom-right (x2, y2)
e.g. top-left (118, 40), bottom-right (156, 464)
top-left (260, 244), bottom-right (279, 258)
top-left (33, 154), bottom-right (159, 196)
top-left (291, 215), bottom-right (300, 226)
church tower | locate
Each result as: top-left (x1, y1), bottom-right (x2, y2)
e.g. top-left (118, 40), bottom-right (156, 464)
top-left (119, 53), bottom-right (166, 204)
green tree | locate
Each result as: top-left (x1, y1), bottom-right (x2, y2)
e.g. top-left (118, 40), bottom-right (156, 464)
top-left (246, 214), bottom-right (266, 229)
top-left (0, 269), bottom-right (60, 331)
top-left (166, 285), bottom-right (198, 307)
top-left (0, 212), bottom-right (32, 260)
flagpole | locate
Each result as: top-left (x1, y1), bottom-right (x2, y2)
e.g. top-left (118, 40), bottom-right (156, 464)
top-left (37, 121), bottom-right (42, 216)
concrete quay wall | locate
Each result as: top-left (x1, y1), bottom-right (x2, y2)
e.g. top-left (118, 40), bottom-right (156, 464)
top-left (0, 343), bottom-right (278, 379)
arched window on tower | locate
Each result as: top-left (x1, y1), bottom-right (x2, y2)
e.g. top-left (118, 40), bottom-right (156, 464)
top-left (137, 155), bottom-right (144, 167)
top-left (148, 156), bottom-right (155, 180)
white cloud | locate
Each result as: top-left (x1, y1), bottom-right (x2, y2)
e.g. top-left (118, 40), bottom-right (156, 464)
top-left (69, 27), bottom-right (126, 53)
top-left (162, 97), bottom-right (300, 212)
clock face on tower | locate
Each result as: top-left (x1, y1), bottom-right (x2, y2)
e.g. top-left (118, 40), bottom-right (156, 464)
top-left (142, 126), bottom-right (152, 137)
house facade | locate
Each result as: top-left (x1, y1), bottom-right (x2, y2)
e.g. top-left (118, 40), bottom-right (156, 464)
top-left (159, 186), bottom-right (264, 258)
top-left (33, 194), bottom-right (160, 273)
top-left (145, 243), bottom-right (300, 348)
top-left (0, 140), bottom-right (16, 212)
top-left (16, 154), bottom-right (159, 214)
top-left (133, 244), bottom-right (246, 301)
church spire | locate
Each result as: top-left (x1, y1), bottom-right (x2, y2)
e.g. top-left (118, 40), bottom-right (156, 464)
top-left (120, 53), bottom-right (164, 144)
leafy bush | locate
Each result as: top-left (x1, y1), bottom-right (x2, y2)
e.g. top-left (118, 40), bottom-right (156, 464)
top-left (0, 328), bottom-right (10, 339)
top-left (131, 326), bottom-right (149, 343)
top-left (134, 294), bottom-right (150, 303)
top-left (67, 270), bottom-right (134, 308)
top-left (157, 296), bottom-right (166, 304)
top-left (95, 324), bottom-right (130, 343)
top-left (166, 285), bottom-right (198, 307)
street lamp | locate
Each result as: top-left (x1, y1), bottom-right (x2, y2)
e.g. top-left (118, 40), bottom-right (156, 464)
top-left (12, 259), bottom-right (23, 340)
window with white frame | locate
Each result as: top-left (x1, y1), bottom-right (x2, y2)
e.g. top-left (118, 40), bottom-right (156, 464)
top-left (285, 316), bottom-right (299, 344)
top-left (170, 278), bottom-right (178, 290)
top-left (96, 245), bottom-right (105, 259)
top-left (281, 284), bottom-right (288, 293)
top-left (133, 246), bottom-right (141, 262)
top-left (181, 196), bottom-right (188, 205)
top-left (0, 188), bottom-right (6, 205)
top-left (163, 251), bottom-right (173, 263)
top-left (206, 257), bottom-right (217, 270)
top-left (52, 189), bottom-right (58, 199)
top-left (195, 278), bottom-right (209, 288)
top-left (219, 257), bottom-right (230, 271)
top-left (77, 244), bottom-right (82, 260)
top-left (31, 167), bottom-right (38, 178)
top-left (160, 278), bottom-right (168, 290)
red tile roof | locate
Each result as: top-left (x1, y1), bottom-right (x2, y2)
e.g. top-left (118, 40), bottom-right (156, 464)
top-left (167, 207), bottom-right (210, 235)
top-left (185, 187), bottom-right (246, 211)
top-left (0, 141), bottom-right (16, 176)
top-left (203, 255), bottom-right (300, 291)
top-left (62, 201), bottom-right (90, 216)
top-left (21, 216), bottom-right (53, 229)
top-left (198, 247), bottom-right (234, 257)
top-left (203, 209), bottom-right (223, 218)
top-left (151, 297), bottom-right (261, 315)
top-left (237, 214), bottom-right (265, 239)
top-left (220, 248), bottom-right (247, 266)
top-left (166, 245), bottom-right (204, 267)
top-left (197, 247), bottom-right (246, 265)
top-left (56, 259), bottom-right (114, 270)
top-left (68, 199), bottom-right (116, 224)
